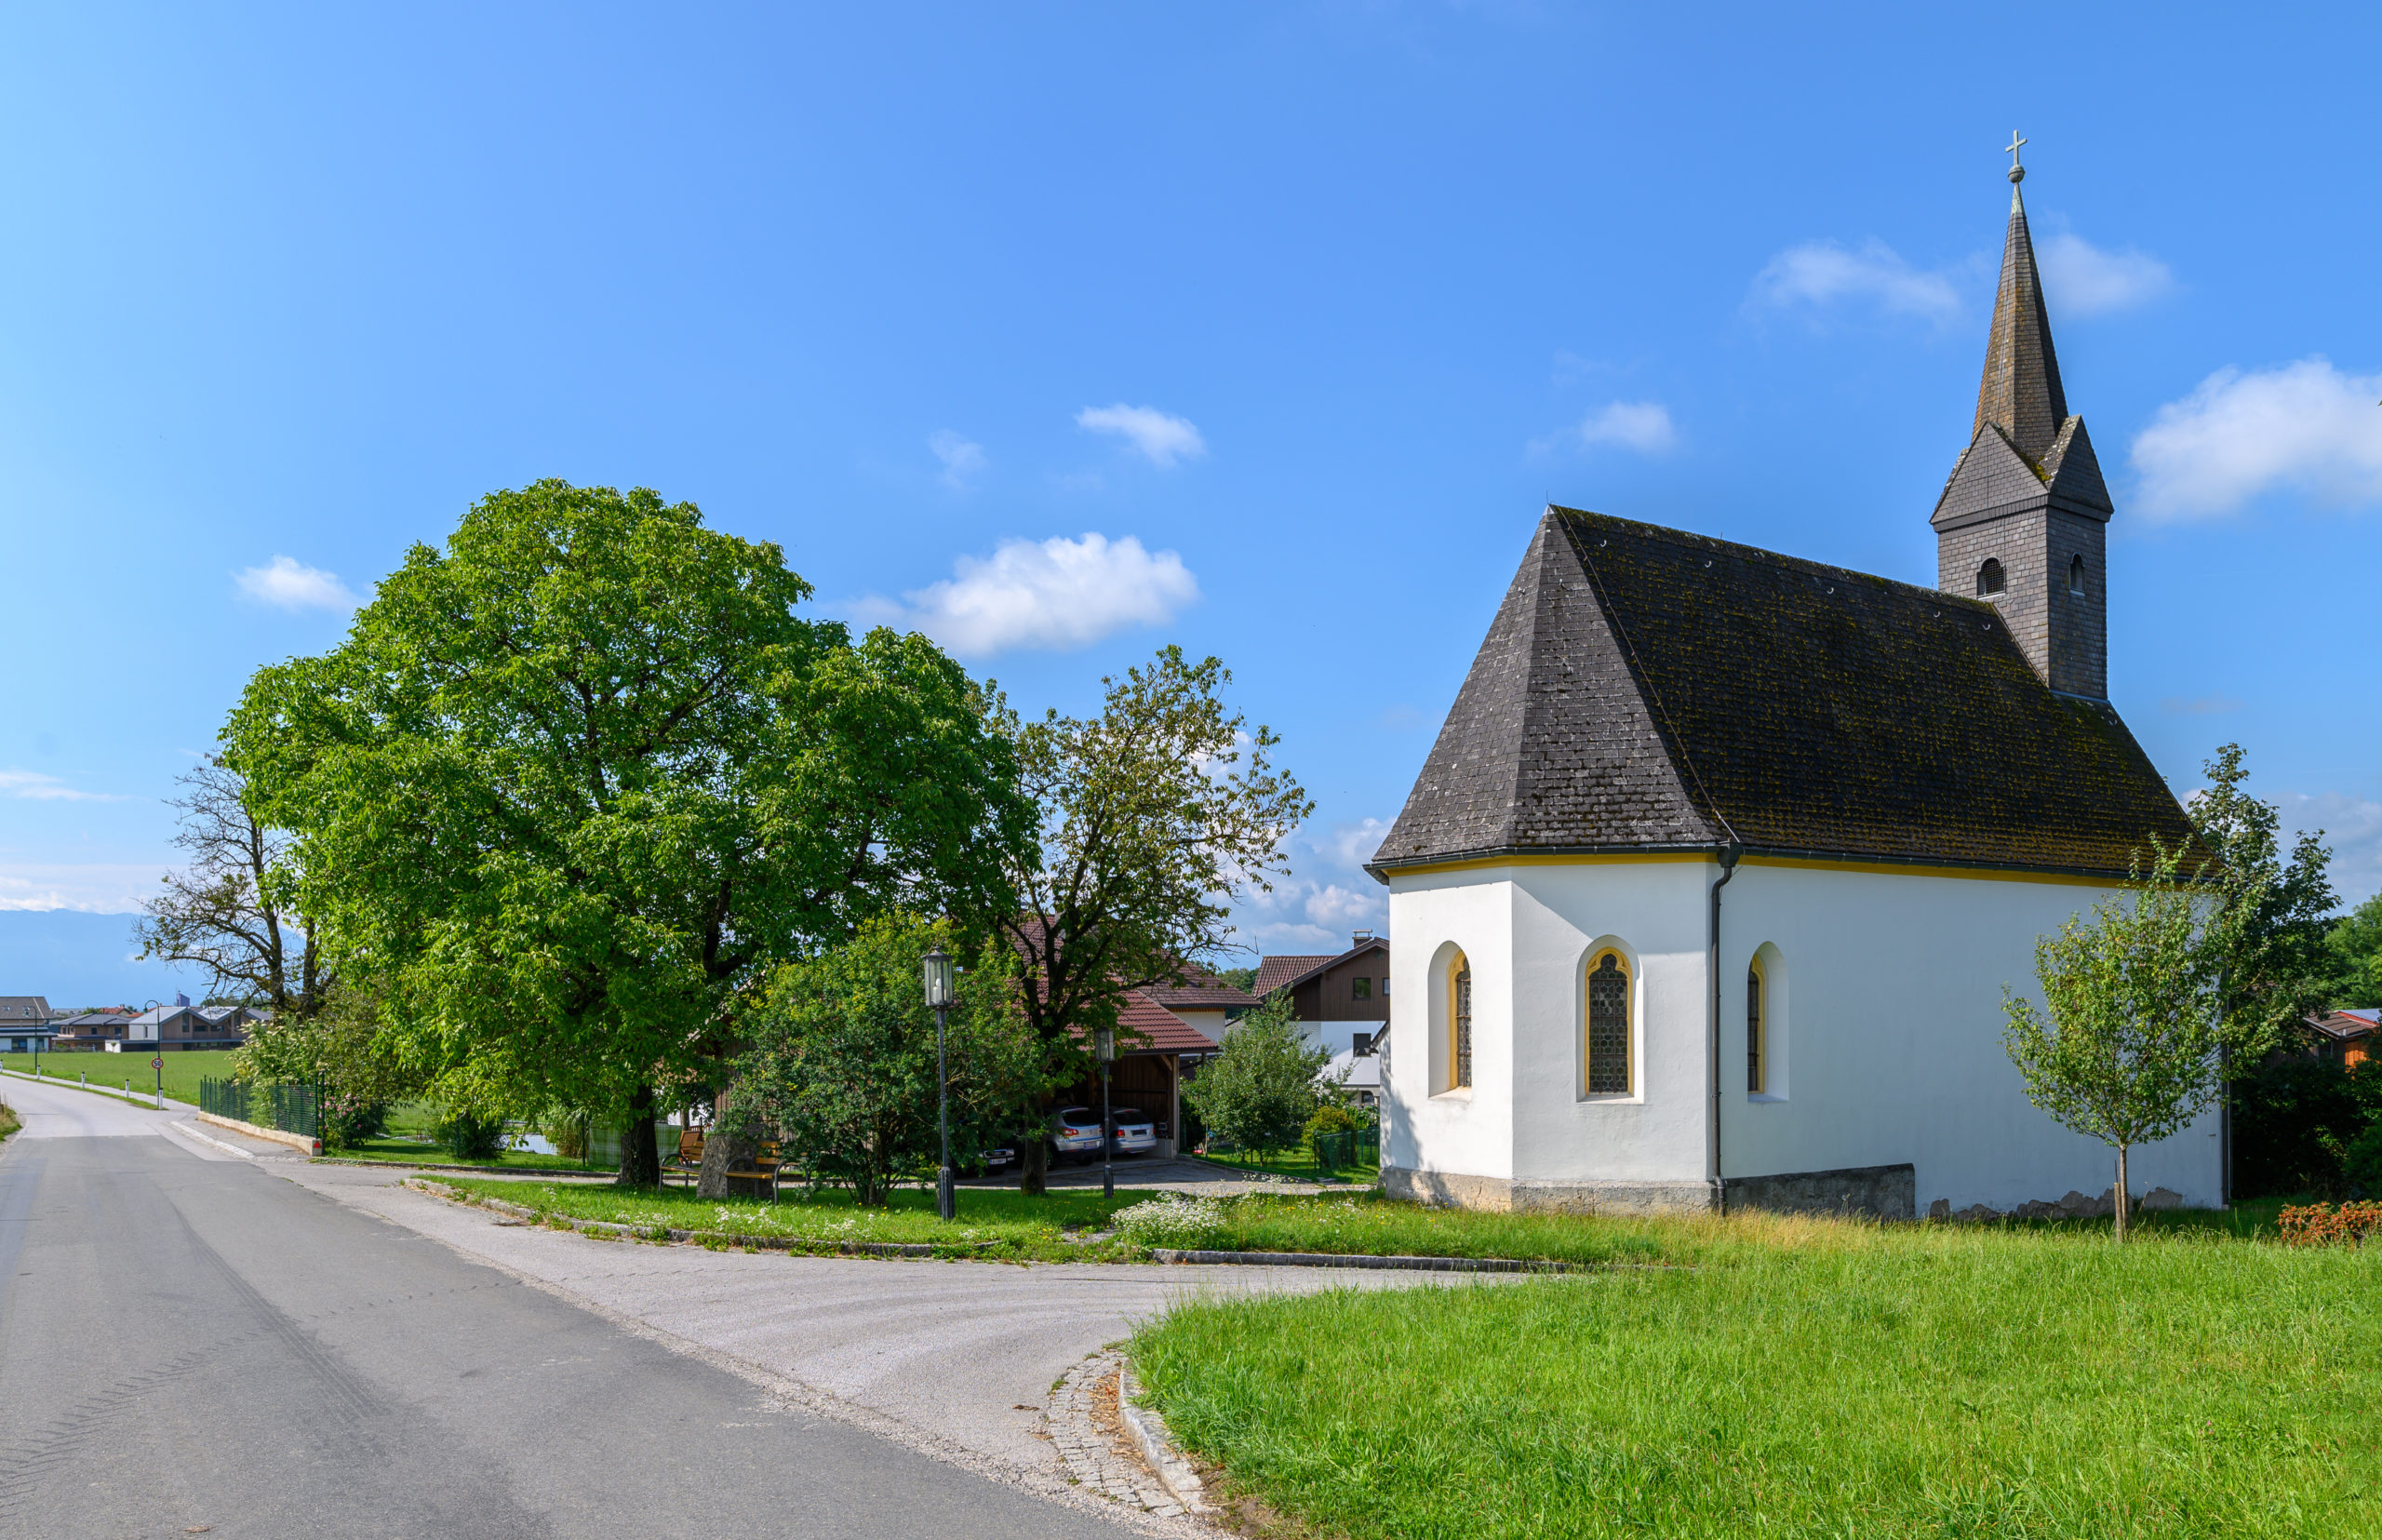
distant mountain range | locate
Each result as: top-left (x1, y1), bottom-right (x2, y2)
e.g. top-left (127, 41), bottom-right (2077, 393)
top-left (0, 910), bottom-right (209, 1010)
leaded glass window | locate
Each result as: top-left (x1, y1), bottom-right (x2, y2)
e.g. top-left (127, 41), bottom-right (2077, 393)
top-left (1452, 957), bottom-right (1473, 1090)
top-left (1746, 962), bottom-right (1765, 1094)
top-left (1587, 953), bottom-right (1629, 1095)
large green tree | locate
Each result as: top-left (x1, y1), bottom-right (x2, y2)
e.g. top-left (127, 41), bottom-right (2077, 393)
top-left (226, 481), bottom-right (1029, 1185)
top-left (2325, 891), bottom-right (2382, 1010)
top-left (2188, 743), bottom-right (2338, 1051)
top-left (1181, 995), bottom-right (1327, 1158)
top-left (989, 647), bottom-right (1312, 1194)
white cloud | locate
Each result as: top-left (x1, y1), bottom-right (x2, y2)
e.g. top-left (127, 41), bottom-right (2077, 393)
top-left (0, 770), bottom-right (124, 802)
top-left (928, 430), bottom-right (986, 489)
top-left (1224, 818), bottom-right (1393, 957)
top-left (860, 532), bottom-right (1199, 657)
top-left (2038, 232), bottom-right (2175, 316)
top-left (1749, 238), bottom-right (1964, 325)
top-left (2130, 357), bottom-right (2382, 521)
top-left (1075, 404), bottom-right (1207, 467)
top-left (0, 862), bottom-right (168, 912)
top-left (2277, 791), bottom-right (2382, 909)
top-left (235, 555), bottom-right (359, 611)
top-left (1576, 400), bottom-right (1678, 454)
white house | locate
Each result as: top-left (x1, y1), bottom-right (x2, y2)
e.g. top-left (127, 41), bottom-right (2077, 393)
top-left (1366, 160), bottom-right (2220, 1220)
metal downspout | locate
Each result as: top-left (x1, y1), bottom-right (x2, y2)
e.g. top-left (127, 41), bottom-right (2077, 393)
top-left (1707, 842), bottom-right (1742, 1212)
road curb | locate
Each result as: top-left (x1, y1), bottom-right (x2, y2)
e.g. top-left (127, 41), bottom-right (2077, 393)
top-left (197, 1110), bottom-right (320, 1156)
top-left (404, 1178), bottom-right (1005, 1258)
top-left (1117, 1361), bottom-right (1213, 1516)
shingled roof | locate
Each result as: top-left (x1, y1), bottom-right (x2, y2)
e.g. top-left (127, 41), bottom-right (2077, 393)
top-left (1368, 508), bottom-right (2190, 880)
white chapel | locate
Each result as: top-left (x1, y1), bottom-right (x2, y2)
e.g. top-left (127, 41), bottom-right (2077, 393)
top-left (1367, 154), bottom-right (2216, 1219)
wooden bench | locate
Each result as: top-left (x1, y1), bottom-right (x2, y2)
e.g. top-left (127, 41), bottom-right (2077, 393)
top-left (661, 1132), bottom-right (782, 1201)
top-left (661, 1128), bottom-right (705, 1189)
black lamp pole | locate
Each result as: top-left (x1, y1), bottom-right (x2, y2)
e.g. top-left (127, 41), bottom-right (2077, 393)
top-left (1094, 1025), bottom-right (1116, 1201)
top-left (923, 945), bottom-right (957, 1222)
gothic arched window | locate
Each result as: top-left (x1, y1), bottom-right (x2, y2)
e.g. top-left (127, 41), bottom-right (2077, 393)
top-left (1976, 558), bottom-right (2006, 596)
top-left (1746, 958), bottom-right (1767, 1094)
top-left (1449, 952), bottom-right (1472, 1091)
top-left (1586, 951), bottom-right (1631, 1095)
top-left (2068, 554), bottom-right (2085, 595)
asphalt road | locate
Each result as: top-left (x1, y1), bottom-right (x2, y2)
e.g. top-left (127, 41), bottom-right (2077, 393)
top-left (0, 1078), bottom-right (1159, 1540)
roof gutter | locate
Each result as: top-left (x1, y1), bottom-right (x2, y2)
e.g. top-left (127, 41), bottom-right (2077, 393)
top-left (1706, 841), bottom-right (1742, 1213)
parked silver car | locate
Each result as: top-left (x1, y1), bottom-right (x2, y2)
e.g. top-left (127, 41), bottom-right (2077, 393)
top-left (1048, 1106), bottom-right (1104, 1164)
top-left (1105, 1108), bottom-right (1157, 1157)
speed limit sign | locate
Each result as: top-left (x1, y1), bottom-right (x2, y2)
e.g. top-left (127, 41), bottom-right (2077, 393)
top-left (151, 1057), bottom-right (163, 1069)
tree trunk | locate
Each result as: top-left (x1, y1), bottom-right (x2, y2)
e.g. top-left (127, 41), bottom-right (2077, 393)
top-left (2112, 1144), bottom-right (2130, 1243)
top-left (1021, 1132), bottom-right (1049, 1197)
top-left (615, 1084), bottom-right (661, 1188)
top-left (696, 1125), bottom-right (760, 1199)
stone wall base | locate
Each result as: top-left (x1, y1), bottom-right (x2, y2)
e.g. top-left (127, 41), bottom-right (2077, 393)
top-left (1382, 1167), bottom-right (1718, 1215)
top-left (1384, 1163), bottom-right (1920, 1219)
top-left (1723, 1163), bottom-right (1914, 1221)
top-left (1927, 1185), bottom-right (2188, 1223)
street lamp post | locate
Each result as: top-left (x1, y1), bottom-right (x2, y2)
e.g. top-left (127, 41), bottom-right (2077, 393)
top-left (1093, 1024), bottom-right (1116, 1201)
top-left (922, 944), bottom-right (957, 1222)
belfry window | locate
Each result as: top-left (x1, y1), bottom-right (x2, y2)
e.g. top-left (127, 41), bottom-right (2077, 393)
top-left (1746, 959), bottom-right (1767, 1094)
top-left (2068, 554), bottom-right (2085, 595)
top-left (1449, 953), bottom-right (1472, 1091)
top-left (1976, 558), bottom-right (2005, 596)
top-left (1586, 951), bottom-right (1630, 1095)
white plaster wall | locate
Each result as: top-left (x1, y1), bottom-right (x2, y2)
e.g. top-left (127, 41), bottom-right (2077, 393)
top-left (1712, 862), bottom-right (2224, 1211)
top-left (1295, 1019), bottom-right (1386, 1057)
top-left (1381, 871), bottom-right (1515, 1181)
top-left (1506, 863), bottom-right (1714, 1185)
top-left (1383, 856), bottom-right (2226, 1212)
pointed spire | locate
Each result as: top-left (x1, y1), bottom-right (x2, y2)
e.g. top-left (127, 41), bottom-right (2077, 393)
top-left (1972, 138), bottom-right (2068, 465)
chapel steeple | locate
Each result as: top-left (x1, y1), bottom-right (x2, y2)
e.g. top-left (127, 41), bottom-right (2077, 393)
top-left (1932, 135), bottom-right (2112, 701)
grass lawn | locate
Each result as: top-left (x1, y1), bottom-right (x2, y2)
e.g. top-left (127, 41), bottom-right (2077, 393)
top-left (1197, 1146), bottom-right (1381, 1185)
top-left (1134, 1208), bottom-right (2382, 1540)
top-left (435, 1174), bottom-right (1154, 1258)
top-left (2, 1049), bottom-right (240, 1106)
top-left (328, 1136), bottom-right (602, 1171)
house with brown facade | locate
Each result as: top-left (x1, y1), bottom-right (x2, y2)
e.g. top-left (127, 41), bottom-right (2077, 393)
top-left (1255, 931), bottom-right (1391, 1060)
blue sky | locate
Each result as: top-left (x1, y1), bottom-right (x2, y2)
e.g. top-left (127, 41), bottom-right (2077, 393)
top-left (3, 2), bottom-right (2377, 996)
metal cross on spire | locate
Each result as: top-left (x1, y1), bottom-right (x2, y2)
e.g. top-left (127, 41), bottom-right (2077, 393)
top-left (2004, 130), bottom-right (2027, 183)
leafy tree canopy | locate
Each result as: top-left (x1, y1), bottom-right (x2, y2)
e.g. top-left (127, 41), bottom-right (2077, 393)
top-left (224, 480), bottom-right (1030, 1181)
top-left (2326, 891), bottom-right (2382, 1011)
top-left (732, 913), bottom-right (1047, 1205)
top-left (2003, 844), bottom-right (2260, 1239)
top-left (1183, 995), bottom-right (1327, 1158)
top-left (992, 645), bottom-right (1311, 1191)
top-left (2188, 743), bottom-right (2338, 1050)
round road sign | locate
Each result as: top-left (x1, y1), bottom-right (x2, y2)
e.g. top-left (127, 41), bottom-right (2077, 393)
top-left (151, 1057), bottom-right (163, 1069)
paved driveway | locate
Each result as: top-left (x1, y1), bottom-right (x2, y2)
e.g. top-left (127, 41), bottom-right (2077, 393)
top-left (2, 1076), bottom-right (1495, 1537)
top-left (288, 1158), bottom-right (1469, 1478)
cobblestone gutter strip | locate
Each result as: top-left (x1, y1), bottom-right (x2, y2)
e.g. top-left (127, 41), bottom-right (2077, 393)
top-left (1048, 1351), bottom-right (1211, 1521)
top-left (404, 1177), bottom-right (1000, 1259)
top-left (1117, 1362), bottom-right (1212, 1516)
top-left (1149, 1247), bottom-right (1586, 1273)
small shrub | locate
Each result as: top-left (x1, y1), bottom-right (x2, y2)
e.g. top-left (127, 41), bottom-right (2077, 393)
top-left (436, 1110), bottom-right (506, 1160)
top-left (2276, 1200), bottom-right (2382, 1246)
top-left (318, 1099), bottom-right (389, 1151)
top-left (1113, 1192), bottom-right (1233, 1250)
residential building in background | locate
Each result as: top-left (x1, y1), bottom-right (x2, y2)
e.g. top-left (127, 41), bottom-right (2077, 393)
top-left (0, 995), bottom-right (54, 1053)
top-left (1254, 931), bottom-right (1390, 1060)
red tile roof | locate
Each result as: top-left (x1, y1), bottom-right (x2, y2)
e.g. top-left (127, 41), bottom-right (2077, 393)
top-left (1255, 939), bottom-right (1390, 997)
top-left (1108, 990), bottom-right (1220, 1054)
top-left (1253, 955), bottom-right (1333, 995)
